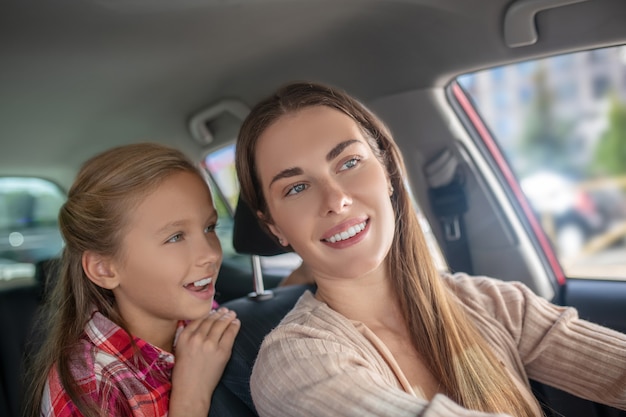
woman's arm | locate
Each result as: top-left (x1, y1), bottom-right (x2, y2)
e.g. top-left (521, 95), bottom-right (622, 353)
top-left (515, 283), bottom-right (626, 409)
top-left (451, 274), bottom-right (626, 411)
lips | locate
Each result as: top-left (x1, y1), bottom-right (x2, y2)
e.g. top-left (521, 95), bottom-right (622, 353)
top-left (184, 277), bottom-right (213, 292)
top-left (324, 221), bottom-right (367, 243)
top-left (321, 218), bottom-right (369, 243)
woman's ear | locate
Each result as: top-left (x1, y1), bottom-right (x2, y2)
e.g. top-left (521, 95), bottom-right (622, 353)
top-left (82, 251), bottom-right (119, 290)
top-left (257, 210), bottom-right (289, 247)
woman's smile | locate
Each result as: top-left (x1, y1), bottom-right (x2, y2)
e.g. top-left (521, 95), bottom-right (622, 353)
top-left (321, 218), bottom-right (369, 246)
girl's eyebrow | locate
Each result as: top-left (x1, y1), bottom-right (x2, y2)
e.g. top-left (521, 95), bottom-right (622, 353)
top-left (269, 139), bottom-right (361, 188)
top-left (155, 220), bottom-right (187, 236)
top-left (155, 210), bottom-right (218, 236)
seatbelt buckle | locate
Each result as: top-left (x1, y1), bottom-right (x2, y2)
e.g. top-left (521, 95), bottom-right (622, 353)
top-left (441, 215), bottom-right (461, 241)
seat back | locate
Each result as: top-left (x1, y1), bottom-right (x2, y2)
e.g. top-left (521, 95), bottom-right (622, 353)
top-left (0, 283), bottom-right (41, 417)
top-left (208, 197), bottom-right (309, 416)
top-left (0, 259), bottom-right (58, 417)
top-left (209, 284), bottom-right (313, 417)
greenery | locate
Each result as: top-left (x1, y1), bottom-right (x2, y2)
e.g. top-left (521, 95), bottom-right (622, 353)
top-left (592, 95), bottom-right (626, 176)
top-left (516, 64), bottom-right (576, 177)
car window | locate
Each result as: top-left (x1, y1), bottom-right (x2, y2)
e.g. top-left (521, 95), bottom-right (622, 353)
top-left (202, 143), bottom-right (447, 275)
top-left (457, 45), bottom-right (626, 281)
top-left (0, 177), bottom-right (65, 284)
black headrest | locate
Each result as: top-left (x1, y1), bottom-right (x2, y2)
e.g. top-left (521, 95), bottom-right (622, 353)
top-left (34, 258), bottom-right (60, 301)
top-left (232, 196), bottom-right (289, 256)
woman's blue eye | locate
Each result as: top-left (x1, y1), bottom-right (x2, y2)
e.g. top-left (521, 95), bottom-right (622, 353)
top-left (340, 157), bottom-right (360, 171)
top-left (167, 233), bottom-right (183, 243)
top-left (286, 183), bottom-right (307, 196)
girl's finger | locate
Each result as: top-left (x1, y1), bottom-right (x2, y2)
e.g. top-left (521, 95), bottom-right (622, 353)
top-left (189, 308), bottom-right (233, 337)
top-left (204, 310), bottom-right (238, 340)
top-left (218, 318), bottom-right (240, 348)
top-left (180, 307), bottom-right (227, 337)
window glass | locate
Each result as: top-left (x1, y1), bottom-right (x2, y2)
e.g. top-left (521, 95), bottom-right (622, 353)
top-left (0, 177), bottom-right (65, 284)
top-left (457, 45), bottom-right (626, 280)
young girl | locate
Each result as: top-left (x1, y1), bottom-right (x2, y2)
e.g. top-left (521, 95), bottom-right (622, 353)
top-left (236, 81), bottom-right (626, 416)
top-left (24, 143), bottom-right (240, 417)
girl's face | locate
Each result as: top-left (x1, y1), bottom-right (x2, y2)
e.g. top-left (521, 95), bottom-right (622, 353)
top-left (111, 171), bottom-right (222, 341)
top-left (255, 105), bottom-right (396, 281)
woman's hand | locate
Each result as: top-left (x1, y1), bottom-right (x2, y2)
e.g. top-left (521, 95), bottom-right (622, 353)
top-left (169, 307), bottom-right (240, 417)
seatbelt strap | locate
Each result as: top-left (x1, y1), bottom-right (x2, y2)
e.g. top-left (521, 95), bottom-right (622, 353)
top-left (425, 150), bottom-right (474, 274)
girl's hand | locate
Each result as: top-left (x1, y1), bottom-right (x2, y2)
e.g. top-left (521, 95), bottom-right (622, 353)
top-left (168, 307), bottom-right (240, 417)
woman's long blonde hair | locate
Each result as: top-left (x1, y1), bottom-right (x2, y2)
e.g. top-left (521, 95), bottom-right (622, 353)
top-left (23, 143), bottom-right (207, 417)
top-left (236, 81), bottom-right (537, 416)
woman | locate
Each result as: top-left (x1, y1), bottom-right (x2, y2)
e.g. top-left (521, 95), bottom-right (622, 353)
top-left (235, 81), bottom-right (626, 417)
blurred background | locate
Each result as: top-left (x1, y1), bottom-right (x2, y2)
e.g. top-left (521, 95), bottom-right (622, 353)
top-left (458, 45), bottom-right (626, 279)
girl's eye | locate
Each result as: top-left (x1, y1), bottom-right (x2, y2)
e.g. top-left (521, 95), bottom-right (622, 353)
top-left (204, 224), bottom-right (217, 233)
top-left (339, 157), bottom-right (360, 171)
top-left (166, 233), bottom-right (183, 243)
top-left (286, 183), bottom-right (307, 196)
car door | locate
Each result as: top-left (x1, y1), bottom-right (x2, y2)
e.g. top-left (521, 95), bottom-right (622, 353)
top-left (452, 44), bottom-right (626, 417)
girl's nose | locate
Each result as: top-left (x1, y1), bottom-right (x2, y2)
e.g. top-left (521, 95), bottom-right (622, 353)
top-left (196, 233), bottom-right (222, 266)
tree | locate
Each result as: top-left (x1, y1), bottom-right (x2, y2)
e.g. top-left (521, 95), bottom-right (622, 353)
top-left (516, 63), bottom-right (575, 176)
top-left (592, 95), bottom-right (626, 176)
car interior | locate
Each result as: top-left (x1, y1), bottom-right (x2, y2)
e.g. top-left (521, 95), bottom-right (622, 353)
top-left (1, 0), bottom-right (626, 416)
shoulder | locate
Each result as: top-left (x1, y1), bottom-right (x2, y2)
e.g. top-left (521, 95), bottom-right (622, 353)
top-left (71, 331), bottom-right (151, 391)
top-left (442, 272), bottom-right (535, 313)
top-left (41, 341), bottom-right (122, 416)
top-left (441, 272), bottom-right (549, 336)
top-left (441, 272), bottom-right (573, 340)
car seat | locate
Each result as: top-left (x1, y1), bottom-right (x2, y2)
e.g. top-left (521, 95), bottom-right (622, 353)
top-left (208, 196), bottom-right (313, 417)
top-left (0, 258), bottom-right (58, 417)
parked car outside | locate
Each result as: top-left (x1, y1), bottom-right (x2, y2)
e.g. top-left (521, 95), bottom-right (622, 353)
top-left (520, 171), bottom-right (605, 258)
top-left (0, 177), bottom-right (64, 286)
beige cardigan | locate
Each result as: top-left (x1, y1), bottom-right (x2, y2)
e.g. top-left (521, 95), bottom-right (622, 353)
top-left (250, 273), bottom-right (626, 417)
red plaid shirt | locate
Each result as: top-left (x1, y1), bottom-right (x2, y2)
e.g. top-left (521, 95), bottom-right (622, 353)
top-left (41, 311), bottom-right (185, 417)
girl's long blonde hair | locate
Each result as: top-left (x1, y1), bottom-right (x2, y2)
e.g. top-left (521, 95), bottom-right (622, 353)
top-left (236, 81), bottom-right (537, 416)
top-left (23, 143), bottom-right (207, 417)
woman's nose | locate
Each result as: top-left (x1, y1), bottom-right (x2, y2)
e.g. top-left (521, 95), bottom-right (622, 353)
top-left (319, 180), bottom-right (352, 216)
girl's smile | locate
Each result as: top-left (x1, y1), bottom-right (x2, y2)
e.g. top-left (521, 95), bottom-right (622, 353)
top-left (183, 276), bottom-right (216, 300)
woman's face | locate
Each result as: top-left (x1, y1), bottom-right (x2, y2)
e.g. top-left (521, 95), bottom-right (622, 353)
top-left (255, 105), bottom-right (396, 280)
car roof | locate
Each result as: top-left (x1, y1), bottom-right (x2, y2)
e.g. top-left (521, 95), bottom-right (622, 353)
top-left (1, 0), bottom-right (625, 189)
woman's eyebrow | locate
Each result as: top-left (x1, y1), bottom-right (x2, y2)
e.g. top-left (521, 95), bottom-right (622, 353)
top-left (269, 167), bottom-right (303, 188)
top-left (269, 139), bottom-right (360, 188)
top-left (326, 139), bottom-right (360, 162)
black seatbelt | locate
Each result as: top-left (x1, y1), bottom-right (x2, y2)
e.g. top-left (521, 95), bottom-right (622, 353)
top-left (425, 150), bottom-right (474, 275)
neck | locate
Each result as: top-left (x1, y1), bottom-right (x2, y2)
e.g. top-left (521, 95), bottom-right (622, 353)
top-left (313, 265), bottom-right (404, 328)
top-left (126, 319), bottom-right (178, 353)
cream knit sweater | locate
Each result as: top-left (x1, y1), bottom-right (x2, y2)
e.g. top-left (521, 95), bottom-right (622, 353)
top-left (250, 273), bottom-right (626, 417)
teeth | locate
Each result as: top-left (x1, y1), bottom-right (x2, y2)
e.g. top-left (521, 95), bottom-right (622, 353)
top-left (192, 277), bottom-right (212, 287)
top-left (327, 221), bottom-right (366, 243)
